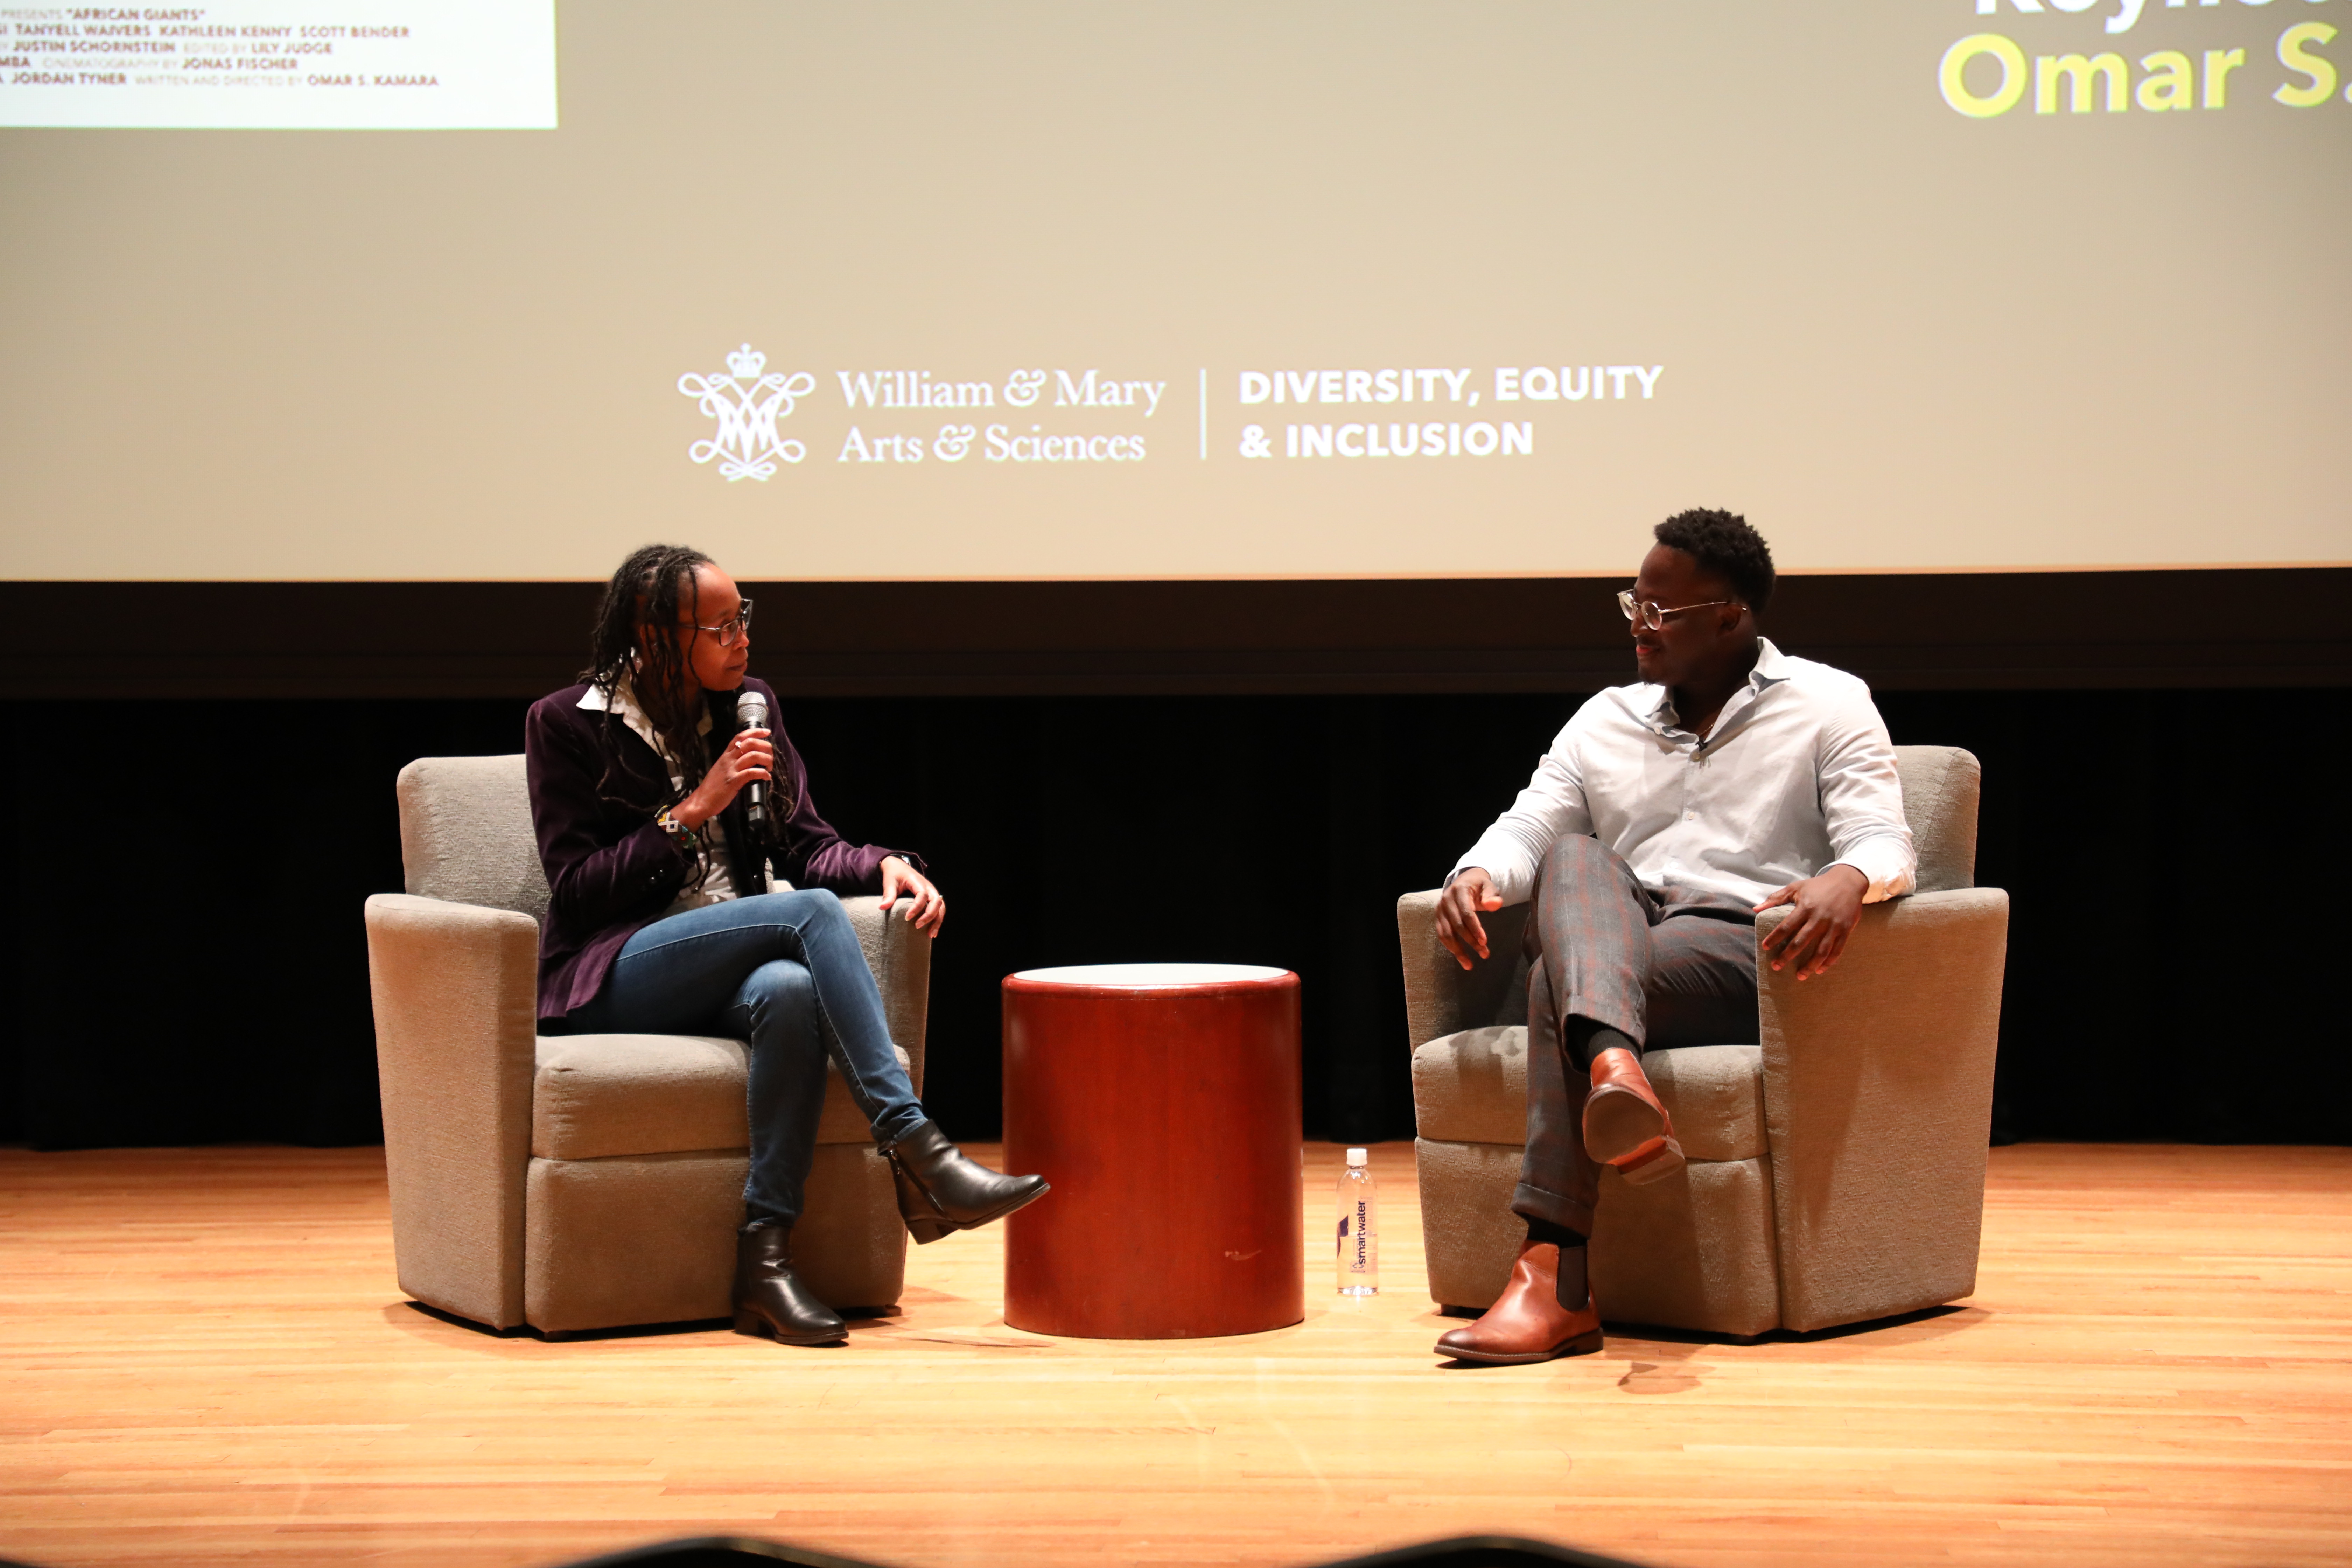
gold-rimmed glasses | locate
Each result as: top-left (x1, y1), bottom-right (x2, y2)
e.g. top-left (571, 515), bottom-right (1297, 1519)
top-left (1617, 589), bottom-right (1734, 631)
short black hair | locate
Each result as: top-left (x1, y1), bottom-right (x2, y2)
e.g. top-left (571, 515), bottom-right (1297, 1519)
top-left (1653, 508), bottom-right (1774, 614)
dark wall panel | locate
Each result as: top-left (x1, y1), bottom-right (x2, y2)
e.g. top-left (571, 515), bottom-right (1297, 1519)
top-left (4, 568), bottom-right (2347, 699)
top-left (3, 686), bottom-right (2345, 1150)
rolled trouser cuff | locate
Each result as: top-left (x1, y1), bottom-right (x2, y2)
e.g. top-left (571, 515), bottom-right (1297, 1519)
top-left (1512, 1178), bottom-right (1594, 1239)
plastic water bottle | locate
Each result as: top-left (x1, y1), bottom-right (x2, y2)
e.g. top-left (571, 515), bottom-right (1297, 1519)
top-left (1336, 1147), bottom-right (1378, 1296)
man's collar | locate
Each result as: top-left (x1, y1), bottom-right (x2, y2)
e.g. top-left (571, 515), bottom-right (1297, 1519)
top-left (1641, 637), bottom-right (1790, 732)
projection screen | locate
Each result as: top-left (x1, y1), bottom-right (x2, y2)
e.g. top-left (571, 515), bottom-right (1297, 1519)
top-left (0, 0), bottom-right (2346, 580)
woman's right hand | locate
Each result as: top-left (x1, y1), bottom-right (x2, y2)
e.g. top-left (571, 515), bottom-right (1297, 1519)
top-left (673, 728), bottom-right (773, 829)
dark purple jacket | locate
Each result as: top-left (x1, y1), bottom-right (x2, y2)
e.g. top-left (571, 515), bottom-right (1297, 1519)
top-left (523, 675), bottom-right (918, 1023)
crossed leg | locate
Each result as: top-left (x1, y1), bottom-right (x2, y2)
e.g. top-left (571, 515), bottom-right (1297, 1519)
top-left (1437, 834), bottom-right (1755, 1365)
top-left (1514, 835), bottom-right (1760, 1237)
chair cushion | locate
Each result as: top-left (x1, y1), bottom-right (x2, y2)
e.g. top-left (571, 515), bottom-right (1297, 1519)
top-left (1412, 1026), bottom-right (1528, 1145)
top-left (1643, 1044), bottom-right (1768, 1162)
top-left (1412, 1025), bottom-right (1766, 1162)
top-left (532, 1032), bottom-right (909, 1160)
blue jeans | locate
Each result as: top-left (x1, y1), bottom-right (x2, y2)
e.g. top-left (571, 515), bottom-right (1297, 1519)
top-left (550, 890), bottom-right (928, 1227)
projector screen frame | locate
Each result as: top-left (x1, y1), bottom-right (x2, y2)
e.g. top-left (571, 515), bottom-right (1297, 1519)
top-left (2, 0), bottom-right (2347, 584)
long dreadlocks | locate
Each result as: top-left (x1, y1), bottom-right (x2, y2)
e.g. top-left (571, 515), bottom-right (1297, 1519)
top-left (579, 544), bottom-right (762, 890)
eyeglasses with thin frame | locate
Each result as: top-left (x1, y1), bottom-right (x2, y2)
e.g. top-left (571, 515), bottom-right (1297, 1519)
top-left (684, 597), bottom-right (755, 648)
top-left (1617, 588), bottom-right (1736, 631)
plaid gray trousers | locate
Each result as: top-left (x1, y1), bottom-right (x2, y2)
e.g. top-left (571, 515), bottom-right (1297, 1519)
top-left (1513, 834), bottom-right (1760, 1238)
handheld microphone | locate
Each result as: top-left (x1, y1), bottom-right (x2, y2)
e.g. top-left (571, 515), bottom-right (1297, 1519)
top-left (734, 690), bottom-right (770, 825)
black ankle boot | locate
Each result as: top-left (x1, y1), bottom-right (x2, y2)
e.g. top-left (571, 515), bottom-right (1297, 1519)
top-left (732, 1224), bottom-right (847, 1345)
top-left (880, 1120), bottom-right (1050, 1244)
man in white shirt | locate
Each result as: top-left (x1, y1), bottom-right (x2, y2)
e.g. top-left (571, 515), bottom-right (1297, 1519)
top-left (1431, 510), bottom-right (1917, 1365)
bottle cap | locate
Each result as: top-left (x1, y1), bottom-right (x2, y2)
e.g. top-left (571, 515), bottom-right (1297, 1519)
top-left (1346, 1147), bottom-right (1368, 1166)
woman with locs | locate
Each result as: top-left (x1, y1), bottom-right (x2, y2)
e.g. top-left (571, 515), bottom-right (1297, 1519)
top-left (526, 544), bottom-right (1047, 1345)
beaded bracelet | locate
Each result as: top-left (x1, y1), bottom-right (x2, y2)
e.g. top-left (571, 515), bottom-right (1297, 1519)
top-left (654, 806), bottom-right (700, 852)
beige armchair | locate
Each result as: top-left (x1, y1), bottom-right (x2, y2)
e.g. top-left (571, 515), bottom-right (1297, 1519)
top-left (1398, 745), bottom-right (2008, 1337)
top-left (364, 755), bottom-right (930, 1336)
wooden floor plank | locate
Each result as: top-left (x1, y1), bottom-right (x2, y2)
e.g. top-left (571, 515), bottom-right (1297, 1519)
top-left (2, 1142), bottom-right (2348, 1568)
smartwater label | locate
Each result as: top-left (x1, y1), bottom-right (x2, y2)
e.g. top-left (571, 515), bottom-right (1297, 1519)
top-left (0, 0), bottom-right (555, 128)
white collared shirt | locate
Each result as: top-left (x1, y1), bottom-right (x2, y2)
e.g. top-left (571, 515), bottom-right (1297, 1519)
top-left (578, 675), bottom-right (772, 913)
top-left (1452, 638), bottom-right (1917, 911)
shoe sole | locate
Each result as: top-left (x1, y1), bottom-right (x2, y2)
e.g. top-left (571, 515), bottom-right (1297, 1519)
top-left (1586, 1083), bottom-right (1686, 1185)
top-left (1614, 1135), bottom-right (1686, 1186)
top-left (1438, 1327), bottom-right (1605, 1365)
top-left (732, 1310), bottom-right (847, 1346)
top-left (905, 1178), bottom-right (1051, 1246)
top-left (1584, 1081), bottom-right (1663, 1162)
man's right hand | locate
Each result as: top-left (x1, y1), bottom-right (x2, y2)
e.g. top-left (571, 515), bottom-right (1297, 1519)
top-left (1435, 867), bottom-right (1505, 971)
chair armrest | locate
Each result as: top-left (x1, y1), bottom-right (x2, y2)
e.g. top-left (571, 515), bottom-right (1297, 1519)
top-left (842, 895), bottom-right (932, 1094)
top-left (364, 892), bottom-right (539, 1330)
top-left (1396, 889), bottom-right (1530, 1052)
top-left (1757, 886), bottom-right (2010, 1332)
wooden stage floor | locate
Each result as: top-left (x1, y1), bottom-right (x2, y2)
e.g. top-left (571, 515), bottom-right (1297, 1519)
top-left (3, 1142), bottom-right (2349, 1568)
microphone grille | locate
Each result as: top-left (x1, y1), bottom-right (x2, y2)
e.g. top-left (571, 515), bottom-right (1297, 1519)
top-left (735, 690), bottom-right (768, 726)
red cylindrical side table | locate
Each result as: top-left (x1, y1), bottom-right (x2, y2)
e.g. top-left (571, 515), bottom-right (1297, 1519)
top-left (1002, 963), bottom-right (1304, 1339)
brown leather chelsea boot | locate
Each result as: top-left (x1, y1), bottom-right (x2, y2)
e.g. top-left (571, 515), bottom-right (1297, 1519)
top-left (1434, 1239), bottom-right (1605, 1365)
top-left (1585, 1045), bottom-right (1686, 1186)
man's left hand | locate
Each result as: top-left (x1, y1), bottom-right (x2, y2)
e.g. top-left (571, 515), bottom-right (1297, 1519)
top-left (1753, 864), bottom-right (1867, 981)
top-left (879, 855), bottom-right (945, 937)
